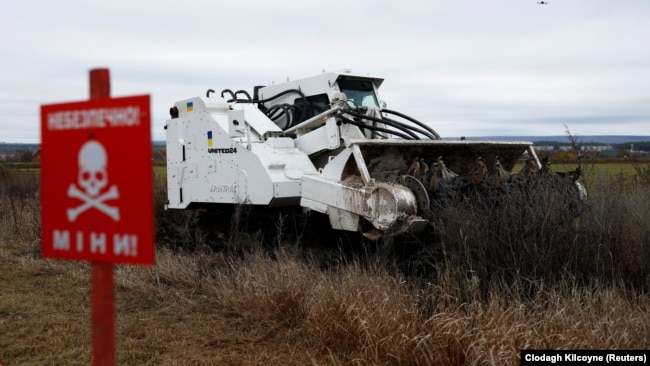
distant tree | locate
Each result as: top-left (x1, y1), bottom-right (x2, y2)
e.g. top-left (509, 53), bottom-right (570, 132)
top-left (21, 150), bottom-right (33, 162)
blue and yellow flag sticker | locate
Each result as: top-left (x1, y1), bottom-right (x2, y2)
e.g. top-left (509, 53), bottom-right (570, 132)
top-left (186, 101), bottom-right (194, 112)
top-left (207, 131), bottom-right (213, 147)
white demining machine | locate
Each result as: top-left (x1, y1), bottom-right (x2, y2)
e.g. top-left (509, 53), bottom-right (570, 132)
top-left (165, 70), bottom-right (584, 240)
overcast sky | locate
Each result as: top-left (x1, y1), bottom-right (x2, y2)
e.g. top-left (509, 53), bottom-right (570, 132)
top-left (1, 0), bottom-right (649, 143)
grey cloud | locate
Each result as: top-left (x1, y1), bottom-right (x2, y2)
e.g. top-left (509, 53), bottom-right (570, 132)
top-left (1, 0), bottom-right (649, 142)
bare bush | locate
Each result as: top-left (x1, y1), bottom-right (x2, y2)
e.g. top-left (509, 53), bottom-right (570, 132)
top-left (579, 173), bottom-right (650, 289)
top-left (430, 170), bottom-right (649, 295)
top-left (432, 181), bottom-right (583, 293)
top-left (0, 166), bottom-right (41, 247)
top-left (632, 160), bottom-right (650, 186)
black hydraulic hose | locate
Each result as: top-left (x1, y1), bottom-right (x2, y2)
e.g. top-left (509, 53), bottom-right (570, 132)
top-left (235, 90), bottom-right (252, 100)
top-left (232, 88), bottom-right (307, 104)
top-left (206, 89), bottom-right (215, 98)
top-left (266, 104), bottom-right (294, 129)
top-left (381, 115), bottom-right (436, 140)
top-left (220, 89), bottom-right (237, 101)
top-left (338, 115), bottom-right (415, 140)
top-left (348, 106), bottom-right (436, 139)
top-left (382, 108), bottom-right (441, 140)
top-left (277, 104), bottom-right (293, 129)
top-left (345, 109), bottom-right (424, 140)
top-left (266, 105), bottom-right (285, 120)
top-left (266, 103), bottom-right (291, 119)
top-left (220, 87), bottom-right (317, 127)
top-left (286, 105), bottom-right (295, 128)
top-left (233, 88), bottom-right (307, 124)
top-left (343, 109), bottom-right (421, 140)
top-left (283, 105), bottom-right (293, 128)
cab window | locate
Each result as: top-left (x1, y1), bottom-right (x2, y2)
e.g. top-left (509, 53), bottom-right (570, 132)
top-left (337, 79), bottom-right (379, 107)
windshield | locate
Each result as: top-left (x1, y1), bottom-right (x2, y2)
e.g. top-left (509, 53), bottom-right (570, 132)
top-left (337, 79), bottom-right (379, 107)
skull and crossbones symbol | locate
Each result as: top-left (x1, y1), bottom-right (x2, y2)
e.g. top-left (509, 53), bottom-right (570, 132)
top-left (67, 140), bottom-right (120, 222)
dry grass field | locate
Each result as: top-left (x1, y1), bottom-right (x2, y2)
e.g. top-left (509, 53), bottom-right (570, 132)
top-left (1, 162), bottom-right (649, 365)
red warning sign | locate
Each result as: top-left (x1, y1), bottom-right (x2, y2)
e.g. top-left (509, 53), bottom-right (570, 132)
top-left (40, 95), bottom-right (154, 265)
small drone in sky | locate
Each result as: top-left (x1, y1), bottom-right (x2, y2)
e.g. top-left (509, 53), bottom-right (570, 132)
top-left (537, 1), bottom-right (548, 4)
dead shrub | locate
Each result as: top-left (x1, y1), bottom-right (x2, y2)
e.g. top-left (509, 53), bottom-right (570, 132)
top-left (428, 171), bottom-right (650, 295)
top-left (0, 166), bottom-right (41, 245)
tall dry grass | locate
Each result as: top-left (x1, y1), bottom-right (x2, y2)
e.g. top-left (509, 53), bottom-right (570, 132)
top-left (1, 164), bottom-right (649, 365)
top-left (108, 247), bottom-right (648, 365)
